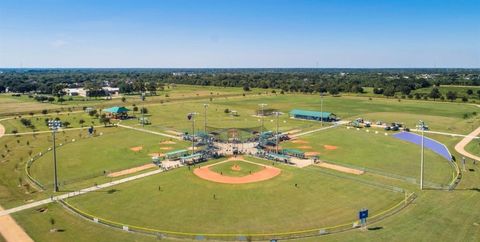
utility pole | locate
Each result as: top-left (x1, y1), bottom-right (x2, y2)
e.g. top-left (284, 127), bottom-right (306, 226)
top-left (274, 112), bottom-right (282, 154)
top-left (259, 103), bottom-right (267, 134)
top-left (48, 120), bottom-right (62, 192)
top-left (188, 112), bottom-right (198, 155)
top-left (203, 104), bottom-right (208, 133)
top-left (320, 92), bottom-right (324, 127)
top-left (141, 92), bottom-right (146, 127)
top-left (418, 120), bottom-right (426, 190)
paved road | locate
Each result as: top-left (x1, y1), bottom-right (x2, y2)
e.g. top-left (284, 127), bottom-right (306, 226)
top-left (117, 124), bottom-right (181, 140)
top-left (454, 126), bottom-right (480, 161)
top-left (0, 164), bottom-right (182, 217)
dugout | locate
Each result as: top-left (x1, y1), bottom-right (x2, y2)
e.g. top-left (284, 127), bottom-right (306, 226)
top-left (165, 149), bottom-right (189, 160)
top-left (281, 148), bottom-right (305, 159)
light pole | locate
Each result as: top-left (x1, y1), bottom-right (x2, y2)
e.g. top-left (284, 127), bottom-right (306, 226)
top-left (259, 103), bottom-right (267, 134)
top-left (417, 120), bottom-right (427, 190)
top-left (273, 112), bottom-right (282, 154)
top-left (203, 104), bottom-right (208, 133)
top-left (141, 92), bottom-right (146, 127)
top-left (48, 120), bottom-right (62, 192)
top-left (188, 112), bottom-right (198, 155)
top-left (320, 92), bottom-right (324, 127)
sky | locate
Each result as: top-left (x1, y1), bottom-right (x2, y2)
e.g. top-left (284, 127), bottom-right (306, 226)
top-left (0, 0), bottom-right (479, 68)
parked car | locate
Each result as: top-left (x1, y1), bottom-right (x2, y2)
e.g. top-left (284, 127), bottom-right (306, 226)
top-left (391, 126), bottom-right (399, 131)
top-left (384, 126), bottom-right (391, 131)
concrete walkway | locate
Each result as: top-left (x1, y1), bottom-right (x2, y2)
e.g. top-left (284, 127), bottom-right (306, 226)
top-left (0, 161), bottom-right (182, 217)
top-left (454, 126), bottom-right (480, 161)
top-left (291, 121), bottom-right (346, 138)
top-left (117, 124), bottom-right (181, 140)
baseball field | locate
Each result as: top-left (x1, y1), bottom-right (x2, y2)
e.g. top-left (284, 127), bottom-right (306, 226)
top-left (0, 86), bottom-right (479, 241)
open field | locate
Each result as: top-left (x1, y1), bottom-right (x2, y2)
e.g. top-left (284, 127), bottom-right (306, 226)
top-left (0, 89), bottom-right (479, 241)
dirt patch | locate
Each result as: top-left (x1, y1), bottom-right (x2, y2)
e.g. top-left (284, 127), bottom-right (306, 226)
top-left (130, 146), bottom-right (143, 152)
top-left (194, 157), bottom-right (281, 184)
top-left (187, 147), bottom-right (200, 151)
top-left (108, 163), bottom-right (156, 177)
top-left (160, 147), bottom-right (173, 150)
top-left (298, 145), bottom-right (312, 149)
top-left (231, 164), bottom-right (241, 171)
top-left (165, 130), bottom-right (183, 136)
top-left (160, 140), bottom-right (177, 145)
top-left (292, 139), bottom-right (309, 144)
top-left (0, 205), bottom-right (34, 242)
top-left (149, 153), bottom-right (165, 157)
top-left (316, 162), bottom-right (364, 175)
top-left (305, 151), bottom-right (321, 156)
top-left (324, 145), bottom-right (338, 150)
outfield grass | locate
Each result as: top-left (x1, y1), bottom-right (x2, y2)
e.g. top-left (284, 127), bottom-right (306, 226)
top-left (283, 127), bottom-right (454, 186)
top-left (209, 159), bottom-right (264, 177)
top-left (29, 127), bottom-right (189, 189)
top-left (66, 157), bottom-right (402, 234)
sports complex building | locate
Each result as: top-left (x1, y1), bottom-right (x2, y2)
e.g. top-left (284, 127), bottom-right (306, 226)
top-left (289, 109), bottom-right (337, 122)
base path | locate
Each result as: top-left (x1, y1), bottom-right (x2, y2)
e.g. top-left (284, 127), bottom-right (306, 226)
top-left (316, 162), bottom-right (365, 175)
top-left (0, 123), bottom-right (5, 138)
top-left (118, 124), bottom-right (181, 140)
top-left (455, 126), bottom-right (480, 161)
top-left (107, 163), bottom-right (156, 177)
top-left (194, 157), bottom-right (281, 184)
top-left (0, 206), bottom-right (33, 242)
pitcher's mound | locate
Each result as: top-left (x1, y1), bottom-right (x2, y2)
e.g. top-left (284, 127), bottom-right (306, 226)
top-left (231, 164), bottom-right (241, 171)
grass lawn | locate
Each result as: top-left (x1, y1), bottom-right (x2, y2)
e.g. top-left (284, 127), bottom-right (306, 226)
top-left (209, 159), bottom-right (264, 177)
top-left (283, 127), bottom-right (454, 186)
top-left (29, 127), bottom-right (189, 189)
top-left (465, 139), bottom-right (480, 157)
top-left (12, 203), bottom-right (158, 242)
top-left (67, 157), bottom-right (402, 234)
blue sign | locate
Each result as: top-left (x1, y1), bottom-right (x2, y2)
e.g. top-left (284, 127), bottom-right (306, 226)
top-left (359, 209), bottom-right (369, 220)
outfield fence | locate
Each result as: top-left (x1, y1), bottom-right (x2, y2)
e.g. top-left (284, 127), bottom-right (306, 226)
top-left (59, 192), bottom-right (416, 241)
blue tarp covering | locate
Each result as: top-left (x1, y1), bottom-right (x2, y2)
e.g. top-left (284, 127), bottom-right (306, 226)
top-left (392, 132), bottom-right (452, 161)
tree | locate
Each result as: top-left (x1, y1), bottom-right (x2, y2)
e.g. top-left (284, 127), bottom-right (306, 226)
top-left (428, 87), bottom-right (441, 101)
top-left (243, 83), bottom-right (250, 92)
top-left (79, 119), bottom-right (85, 127)
top-left (133, 106), bottom-right (139, 113)
top-left (328, 87), bottom-right (339, 96)
top-left (100, 115), bottom-right (111, 127)
top-left (88, 109), bottom-right (97, 117)
top-left (467, 89), bottom-right (473, 95)
top-left (121, 97), bottom-right (126, 103)
top-left (446, 91), bottom-right (457, 102)
top-left (462, 97), bottom-right (469, 102)
top-left (141, 107), bottom-right (148, 114)
top-left (63, 121), bottom-right (70, 128)
top-left (383, 87), bottom-right (395, 98)
top-left (47, 97), bottom-right (55, 103)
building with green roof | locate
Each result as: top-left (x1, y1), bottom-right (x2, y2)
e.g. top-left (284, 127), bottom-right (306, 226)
top-left (289, 109), bottom-right (336, 122)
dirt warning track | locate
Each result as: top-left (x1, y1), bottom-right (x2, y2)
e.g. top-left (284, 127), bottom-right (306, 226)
top-left (193, 157), bottom-right (281, 184)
